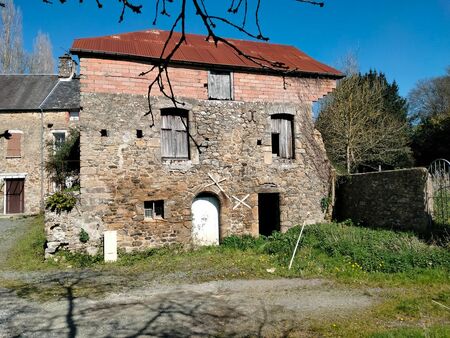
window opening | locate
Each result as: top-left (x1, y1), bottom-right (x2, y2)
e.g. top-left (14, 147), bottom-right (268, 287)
top-left (6, 131), bottom-right (22, 158)
top-left (161, 108), bottom-right (189, 159)
top-left (271, 114), bottom-right (294, 159)
top-left (144, 200), bottom-right (164, 219)
top-left (208, 71), bottom-right (232, 100)
top-left (69, 111), bottom-right (80, 121)
top-left (53, 131), bottom-right (66, 152)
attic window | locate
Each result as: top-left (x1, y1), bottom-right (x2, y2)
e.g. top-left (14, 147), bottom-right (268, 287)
top-left (208, 71), bottom-right (233, 100)
top-left (144, 200), bottom-right (164, 219)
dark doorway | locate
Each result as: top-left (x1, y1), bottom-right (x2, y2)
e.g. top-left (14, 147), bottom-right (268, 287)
top-left (258, 193), bottom-right (280, 236)
top-left (6, 179), bottom-right (24, 214)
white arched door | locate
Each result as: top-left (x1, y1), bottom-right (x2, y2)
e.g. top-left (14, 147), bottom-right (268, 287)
top-left (192, 195), bottom-right (220, 245)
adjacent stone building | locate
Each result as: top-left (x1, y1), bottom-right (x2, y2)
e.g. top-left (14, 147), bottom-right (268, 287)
top-left (51, 29), bottom-right (342, 253)
top-left (0, 55), bottom-right (80, 215)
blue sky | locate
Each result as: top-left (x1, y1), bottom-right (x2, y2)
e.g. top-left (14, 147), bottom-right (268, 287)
top-left (12, 0), bottom-right (450, 97)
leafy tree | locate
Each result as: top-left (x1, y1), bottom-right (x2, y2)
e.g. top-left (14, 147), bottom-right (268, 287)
top-left (316, 72), bottom-right (412, 173)
top-left (409, 68), bottom-right (450, 165)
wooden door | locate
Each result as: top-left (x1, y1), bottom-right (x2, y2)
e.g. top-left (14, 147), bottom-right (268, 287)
top-left (6, 179), bottom-right (24, 214)
top-left (192, 195), bottom-right (220, 245)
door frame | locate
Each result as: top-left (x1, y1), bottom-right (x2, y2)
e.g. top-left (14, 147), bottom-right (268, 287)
top-left (191, 192), bottom-right (221, 245)
top-left (1, 173), bottom-right (27, 215)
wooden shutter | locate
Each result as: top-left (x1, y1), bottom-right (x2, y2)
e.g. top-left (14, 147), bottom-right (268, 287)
top-left (271, 115), bottom-right (293, 159)
top-left (6, 133), bottom-right (21, 157)
top-left (280, 118), bottom-right (293, 158)
top-left (208, 71), bottom-right (232, 100)
top-left (173, 115), bottom-right (188, 158)
top-left (161, 114), bottom-right (175, 158)
top-left (161, 111), bottom-right (189, 159)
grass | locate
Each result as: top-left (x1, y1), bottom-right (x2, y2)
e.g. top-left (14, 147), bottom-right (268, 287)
top-left (1, 216), bottom-right (449, 337)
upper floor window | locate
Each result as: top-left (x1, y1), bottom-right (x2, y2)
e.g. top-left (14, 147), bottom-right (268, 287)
top-left (52, 131), bottom-right (67, 152)
top-left (161, 108), bottom-right (189, 159)
top-left (69, 111), bottom-right (80, 121)
top-left (208, 71), bottom-right (233, 100)
top-left (271, 114), bottom-right (294, 159)
top-left (6, 130), bottom-right (22, 158)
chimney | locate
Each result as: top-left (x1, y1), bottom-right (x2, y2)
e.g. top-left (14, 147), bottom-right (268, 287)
top-left (58, 54), bottom-right (74, 78)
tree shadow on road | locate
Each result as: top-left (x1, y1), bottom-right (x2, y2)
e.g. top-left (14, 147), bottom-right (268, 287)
top-left (1, 272), bottom-right (302, 337)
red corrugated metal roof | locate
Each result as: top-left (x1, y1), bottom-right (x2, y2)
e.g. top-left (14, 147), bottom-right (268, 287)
top-left (71, 29), bottom-right (343, 77)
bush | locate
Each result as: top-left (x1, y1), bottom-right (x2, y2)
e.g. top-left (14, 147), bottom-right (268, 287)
top-left (223, 222), bottom-right (450, 273)
top-left (79, 229), bottom-right (89, 243)
top-left (45, 191), bottom-right (77, 214)
top-left (57, 251), bottom-right (104, 268)
top-left (221, 234), bottom-right (266, 251)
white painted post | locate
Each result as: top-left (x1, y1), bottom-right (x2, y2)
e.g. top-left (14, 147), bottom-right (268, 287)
top-left (104, 231), bottom-right (117, 262)
top-left (288, 220), bottom-right (306, 270)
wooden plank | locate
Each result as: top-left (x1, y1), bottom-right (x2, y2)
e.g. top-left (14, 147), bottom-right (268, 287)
top-left (208, 71), bottom-right (231, 100)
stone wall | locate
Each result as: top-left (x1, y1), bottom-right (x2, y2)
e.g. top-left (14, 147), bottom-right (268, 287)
top-left (45, 56), bottom-right (337, 254)
top-left (45, 193), bottom-right (101, 257)
top-left (0, 111), bottom-right (78, 215)
top-left (334, 168), bottom-right (431, 233)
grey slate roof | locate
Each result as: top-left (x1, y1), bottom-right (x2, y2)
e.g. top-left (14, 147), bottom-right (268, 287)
top-left (41, 79), bottom-right (80, 110)
top-left (0, 75), bottom-right (80, 111)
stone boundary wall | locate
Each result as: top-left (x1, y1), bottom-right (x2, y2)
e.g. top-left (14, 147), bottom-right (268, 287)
top-left (45, 195), bottom-right (102, 257)
top-left (79, 58), bottom-right (336, 103)
top-left (334, 168), bottom-right (431, 233)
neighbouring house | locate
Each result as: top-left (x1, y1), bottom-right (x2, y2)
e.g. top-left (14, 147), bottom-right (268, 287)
top-left (0, 55), bottom-right (80, 215)
top-left (46, 29), bottom-right (343, 255)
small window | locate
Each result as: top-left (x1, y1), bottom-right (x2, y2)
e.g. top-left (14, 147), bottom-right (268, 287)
top-left (52, 131), bottom-right (66, 152)
top-left (144, 200), bottom-right (164, 219)
top-left (271, 114), bottom-right (294, 159)
top-left (136, 130), bottom-right (143, 138)
top-left (161, 108), bottom-right (189, 159)
top-left (6, 131), bottom-right (22, 158)
top-left (208, 71), bottom-right (232, 100)
top-left (100, 129), bottom-right (108, 137)
top-left (69, 111), bottom-right (80, 121)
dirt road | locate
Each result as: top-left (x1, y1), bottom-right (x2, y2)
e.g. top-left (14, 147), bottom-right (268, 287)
top-left (0, 217), bottom-right (380, 337)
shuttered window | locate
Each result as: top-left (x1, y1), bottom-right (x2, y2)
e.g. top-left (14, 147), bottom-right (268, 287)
top-left (271, 114), bottom-right (294, 159)
top-left (6, 132), bottom-right (22, 158)
top-left (161, 109), bottom-right (189, 159)
top-left (208, 71), bottom-right (232, 100)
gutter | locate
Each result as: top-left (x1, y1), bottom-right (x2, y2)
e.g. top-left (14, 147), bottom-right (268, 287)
top-left (37, 79), bottom-right (61, 211)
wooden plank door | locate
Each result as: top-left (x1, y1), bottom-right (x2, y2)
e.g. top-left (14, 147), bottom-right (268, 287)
top-left (6, 179), bottom-right (25, 214)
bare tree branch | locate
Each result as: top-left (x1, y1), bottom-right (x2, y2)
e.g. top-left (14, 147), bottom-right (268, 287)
top-left (35, 0), bottom-right (326, 123)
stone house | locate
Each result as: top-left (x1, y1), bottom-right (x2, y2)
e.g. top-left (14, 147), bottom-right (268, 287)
top-left (47, 29), bottom-right (342, 254)
top-left (0, 56), bottom-right (80, 215)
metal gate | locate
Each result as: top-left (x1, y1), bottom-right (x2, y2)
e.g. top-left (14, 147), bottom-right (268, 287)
top-left (428, 159), bottom-right (450, 225)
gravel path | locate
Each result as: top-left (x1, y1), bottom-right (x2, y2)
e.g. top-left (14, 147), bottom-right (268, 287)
top-left (0, 216), bottom-right (32, 267)
top-left (0, 278), bottom-right (379, 337)
top-left (0, 217), bottom-right (381, 337)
